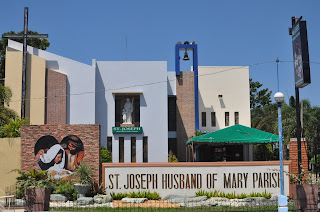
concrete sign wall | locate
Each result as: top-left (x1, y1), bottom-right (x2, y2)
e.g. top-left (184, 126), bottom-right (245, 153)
top-left (103, 161), bottom-right (292, 197)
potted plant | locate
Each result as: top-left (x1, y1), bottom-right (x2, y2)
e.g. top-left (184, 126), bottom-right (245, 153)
top-left (73, 163), bottom-right (94, 198)
top-left (15, 169), bottom-right (52, 211)
top-left (286, 168), bottom-right (319, 211)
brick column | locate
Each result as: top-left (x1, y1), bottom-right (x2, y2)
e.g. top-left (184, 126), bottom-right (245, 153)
top-left (176, 71), bottom-right (195, 162)
top-left (45, 69), bottom-right (67, 124)
top-left (289, 138), bottom-right (308, 175)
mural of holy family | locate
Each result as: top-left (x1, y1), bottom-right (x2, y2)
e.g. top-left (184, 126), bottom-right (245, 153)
top-left (34, 135), bottom-right (85, 179)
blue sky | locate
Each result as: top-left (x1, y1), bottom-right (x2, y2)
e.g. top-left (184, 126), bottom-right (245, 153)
top-left (1, 0), bottom-right (320, 106)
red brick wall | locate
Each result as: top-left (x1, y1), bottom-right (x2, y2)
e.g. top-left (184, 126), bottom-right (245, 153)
top-left (21, 125), bottom-right (101, 183)
top-left (289, 138), bottom-right (308, 176)
top-left (176, 72), bottom-right (195, 162)
top-left (45, 69), bottom-right (67, 124)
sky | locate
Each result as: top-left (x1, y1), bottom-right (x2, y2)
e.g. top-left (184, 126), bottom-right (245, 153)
top-left (1, 0), bottom-right (320, 106)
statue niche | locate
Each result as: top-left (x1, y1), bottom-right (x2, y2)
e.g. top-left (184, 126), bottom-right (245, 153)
top-left (122, 97), bottom-right (134, 124)
top-left (115, 95), bottom-right (140, 127)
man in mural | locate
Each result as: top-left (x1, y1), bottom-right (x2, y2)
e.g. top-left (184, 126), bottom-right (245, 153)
top-left (60, 135), bottom-right (84, 171)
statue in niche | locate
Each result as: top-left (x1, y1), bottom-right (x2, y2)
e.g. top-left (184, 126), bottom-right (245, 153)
top-left (122, 98), bottom-right (134, 124)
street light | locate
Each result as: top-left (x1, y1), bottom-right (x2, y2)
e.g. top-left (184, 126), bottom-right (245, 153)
top-left (274, 92), bottom-right (287, 212)
top-left (274, 92), bottom-right (284, 194)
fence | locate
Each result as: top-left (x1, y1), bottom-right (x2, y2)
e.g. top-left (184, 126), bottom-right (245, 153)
top-left (1, 195), bottom-right (319, 211)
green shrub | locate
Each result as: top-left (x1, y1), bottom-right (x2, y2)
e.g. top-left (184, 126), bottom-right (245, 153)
top-left (52, 179), bottom-right (78, 201)
top-left (110, 192), bottom-right (129, 200)
top-left (237, 193), bottom-right (248, 199)
top-left (110, 191), bottom-right (161, 200)
top-left (91, 183), bottom-right (106, 196)
top-left (195, 189), bottom-right (272, 199)
top-left (261, 190), bottom-right (272, 199)
top-left (225, 191), bottom-right (236, 199)
top-left (74, 163), bottom-right (94, 185)
top-left (195, 189), bottom-right (207, 197)
top-left (101, 146), bottom-right (112, 163)
top-left (168, 152), bottom-right (178, 162)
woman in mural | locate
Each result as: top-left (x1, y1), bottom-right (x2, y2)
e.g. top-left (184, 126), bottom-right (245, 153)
top-left (60, 135), bottom-right (84, 171)
top-left (35, 135), bottom-right (59, 170)
top-left (39, 144), bottom-right (72, 179)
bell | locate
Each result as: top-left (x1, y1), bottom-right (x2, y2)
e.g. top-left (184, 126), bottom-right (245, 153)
top-left (183, 52), bottom-right (190, 61)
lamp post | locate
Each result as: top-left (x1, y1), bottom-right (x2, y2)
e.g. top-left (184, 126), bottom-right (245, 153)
top-left (274, 92), bottom-right (287, 212)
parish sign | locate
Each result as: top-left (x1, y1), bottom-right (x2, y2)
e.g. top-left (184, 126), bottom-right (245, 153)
top-left (102, 161), bottom-right (292, 197)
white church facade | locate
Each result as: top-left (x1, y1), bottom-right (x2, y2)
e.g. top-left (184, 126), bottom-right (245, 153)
top-left (5, 39), bottom-right (251, 163)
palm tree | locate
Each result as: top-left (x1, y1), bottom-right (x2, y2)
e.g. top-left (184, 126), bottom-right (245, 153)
top-left (0, 117), bottom-right (27, 137)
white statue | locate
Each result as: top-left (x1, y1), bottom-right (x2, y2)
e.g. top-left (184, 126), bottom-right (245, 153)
top-left (123, 98), bottom-right (134, 124)
top-left (122, 109), bottom-right (126, 123)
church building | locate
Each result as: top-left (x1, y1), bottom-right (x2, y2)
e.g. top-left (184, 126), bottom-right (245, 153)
top-left (5, 39), bottom-right (251, 163)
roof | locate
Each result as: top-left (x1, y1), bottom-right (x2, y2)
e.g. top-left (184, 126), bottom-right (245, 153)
top-left (187, 124), bottom-right (279, 144)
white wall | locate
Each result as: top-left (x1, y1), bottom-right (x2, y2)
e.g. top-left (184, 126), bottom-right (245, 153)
top-left (167, 71), bottom-right (176, 96)
top-left (7, 40), bottom-right (95, 124)
top-left (95, 61), bottom-right (168, 163)
top-left (198, 66), bottom-right (251, 132)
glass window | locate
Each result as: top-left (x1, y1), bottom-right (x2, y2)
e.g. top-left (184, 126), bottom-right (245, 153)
top-left (225, 112), bottom-right (229, 126)
top-left (211, 112), bottom-right (216, 127)
top-left (168, 138), bottom-right (177, 156)
top-left (143, 136), bottom-right (148, 163)
top-left (119, 137), bottom-right (124, 163)
top-left (107, 137), bottom-right (112, 159)
top-left (235, 112), bottom-right (239, 125)
top-left (131, 137), bottom-right (136, 163)
top-left (202, 112), bottom-right (206, 127)
top-left (168, 97), bottom-right (177, 131)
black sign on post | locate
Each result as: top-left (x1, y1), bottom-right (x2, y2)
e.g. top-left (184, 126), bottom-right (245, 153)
top-left (292, 20), bottom-right (311, 88)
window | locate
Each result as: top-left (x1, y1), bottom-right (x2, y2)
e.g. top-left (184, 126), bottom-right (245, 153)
top-left (225, 112), bottom-right (229, 126)
top-left (211, 112), bottom-right (216, 127)
top-left (119, 137), bottom-right (124, 163)
top-left (235, 112), bottom-right (239, 125)
top-left (202, 112), bottom-right (206, 127)
top-left (168, 138), bottom-right (177, 156)
top-left (107, 137), bottom-right (112, 159)
top-left (168, 97), bottom-right (177, 131)
top-left (131, 137), bottom-right (136, 163)
top-left (143, 137), bottom-right (148, 162)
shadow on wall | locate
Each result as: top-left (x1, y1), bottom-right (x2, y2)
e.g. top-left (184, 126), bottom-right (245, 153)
top-left (46, 60), bottom-right (59, 70)
top-left (66, 79), bottom-right (70, 124)
top-left (198, 92), bottom-right (220, 130)
top-left (219, 98), bottom-right (226, 108)
top-left (95, 67), bottom-right (108, 147)
top-left (176, 107), bottom-right (188, 162)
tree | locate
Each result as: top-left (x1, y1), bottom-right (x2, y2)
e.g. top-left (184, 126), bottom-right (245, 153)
top-left (0, 84), bottom-right (18, 127)
top-left (0, 117), bottom-right (27, 137)
top-left (251, 103), bottom-right (278, 160)
top-left (100, 146), bottom-right (112, 163)
top-left (0, 30), bottom-right (50, 78)
top-left (289, 96), bottom-right (296, 108)
top-left (250, 78), bottom-right (272, 109)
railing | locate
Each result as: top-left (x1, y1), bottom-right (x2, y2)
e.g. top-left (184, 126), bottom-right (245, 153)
top-left (4, 196), bottom-right (316, 211)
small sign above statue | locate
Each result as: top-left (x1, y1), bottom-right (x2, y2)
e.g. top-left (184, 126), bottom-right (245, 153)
top-left (112, 126), bottom-right (143, 134)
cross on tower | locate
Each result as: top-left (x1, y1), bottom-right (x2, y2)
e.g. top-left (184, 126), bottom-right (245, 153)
top-left (2, 7), bottom-right (48, 119)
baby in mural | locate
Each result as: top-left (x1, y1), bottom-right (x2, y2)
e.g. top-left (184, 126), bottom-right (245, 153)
top-left (38, 144), bottom-right (72, 179)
